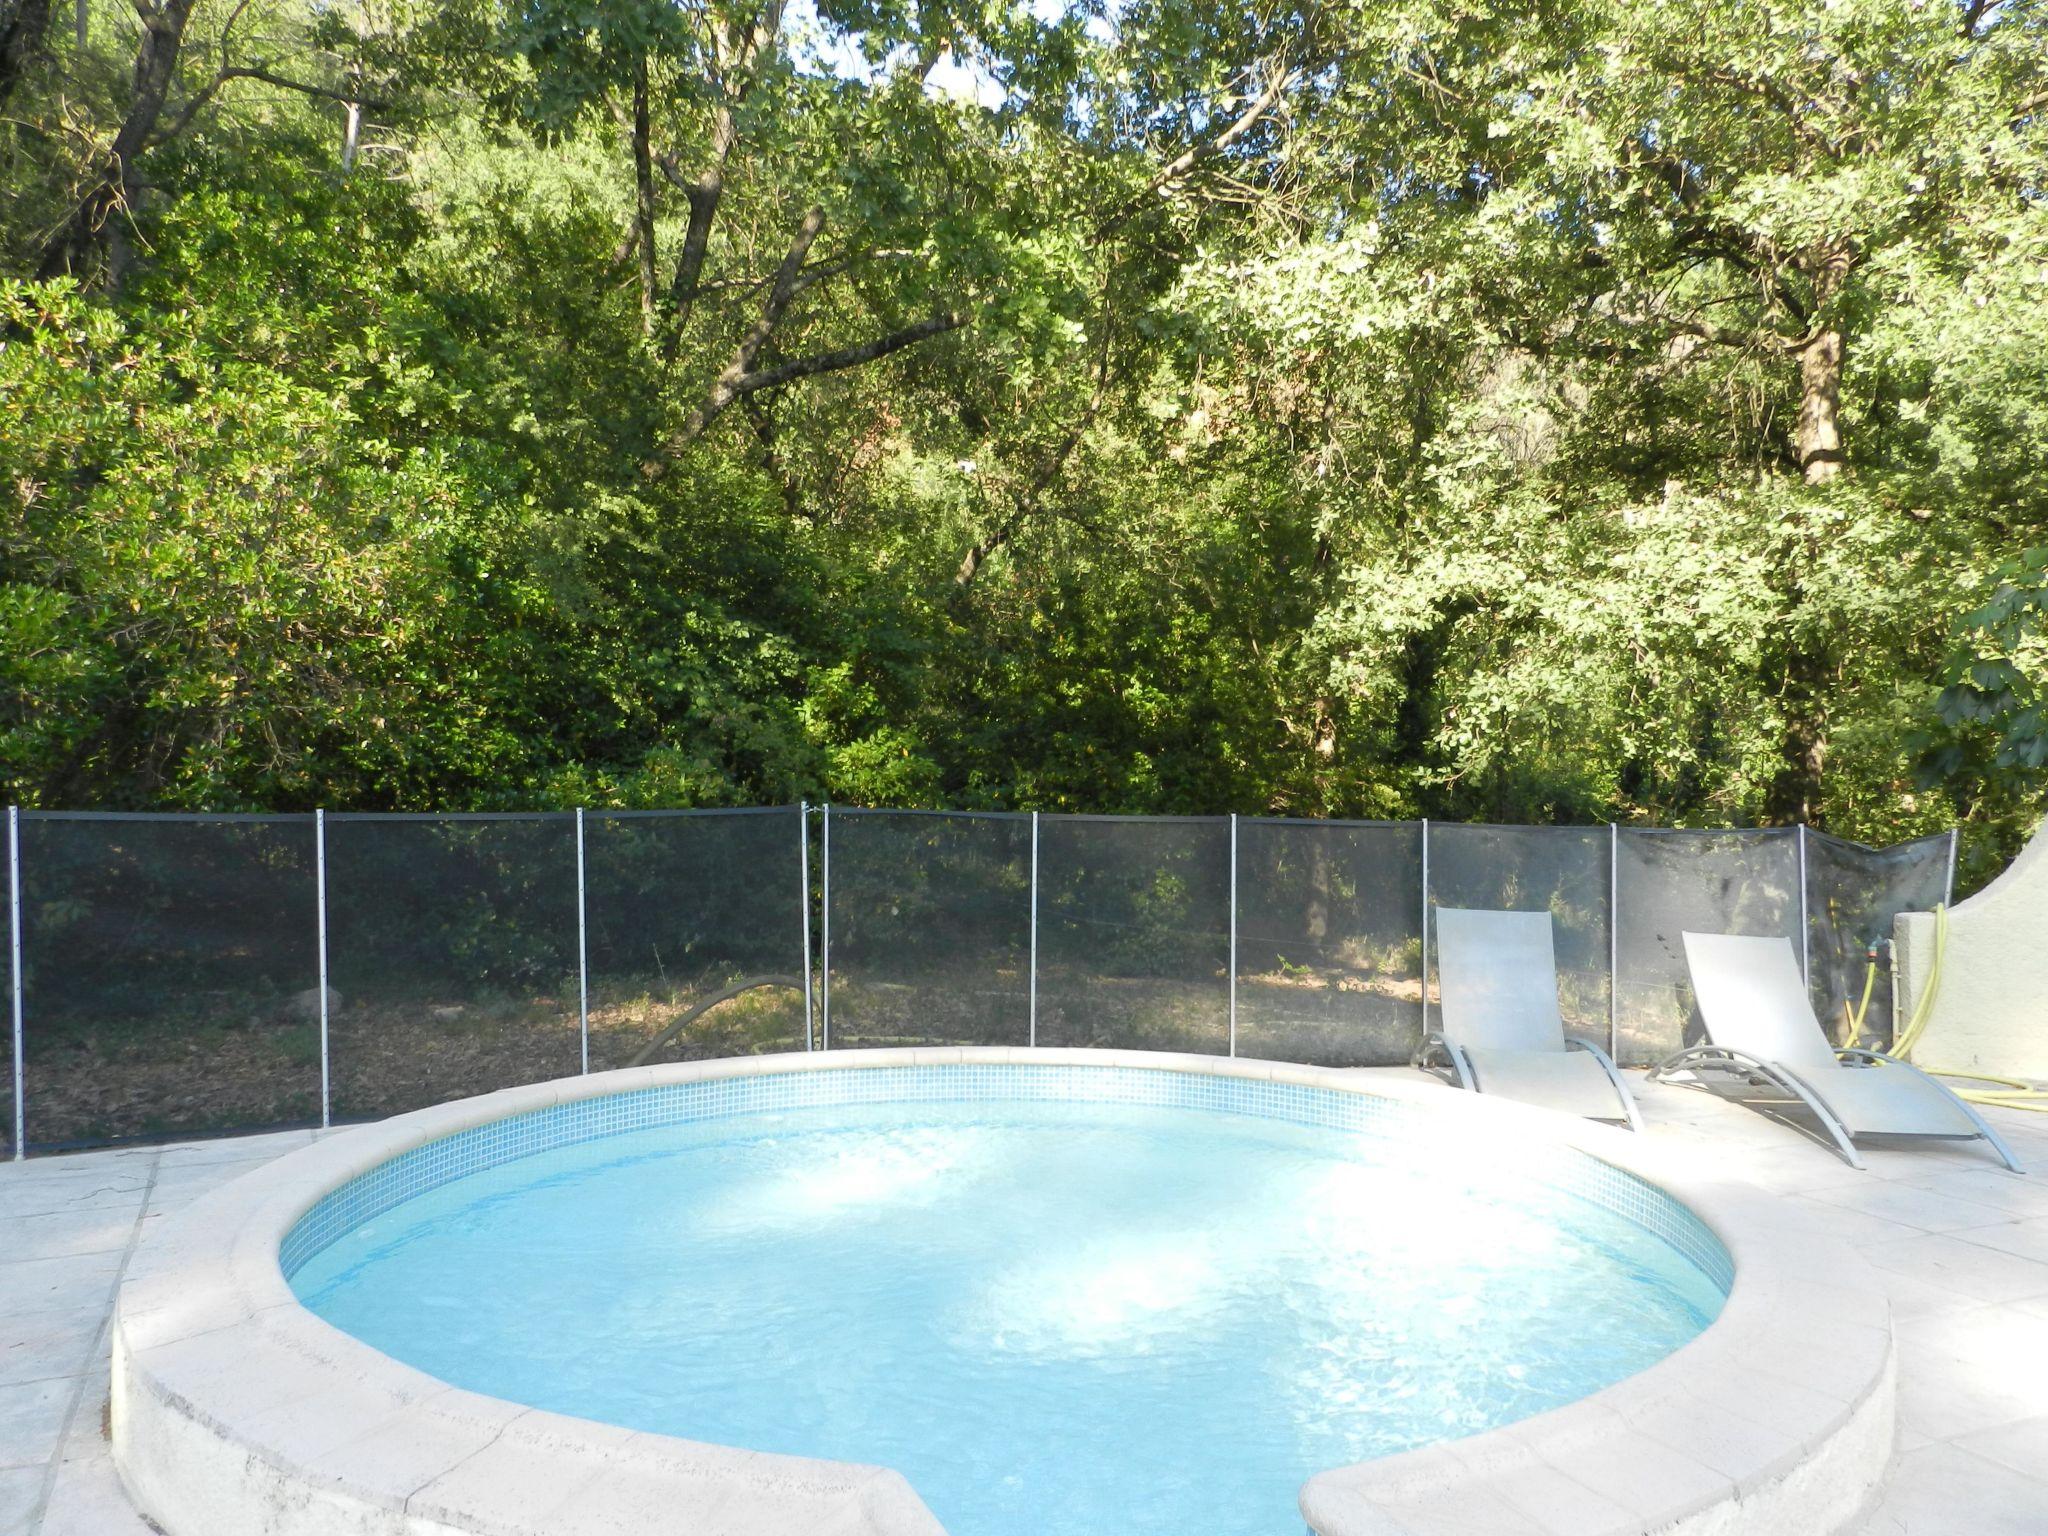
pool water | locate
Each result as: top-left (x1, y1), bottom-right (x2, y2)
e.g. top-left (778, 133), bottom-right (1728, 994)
top-left (293, 1097), bottom-right (1724, 1536)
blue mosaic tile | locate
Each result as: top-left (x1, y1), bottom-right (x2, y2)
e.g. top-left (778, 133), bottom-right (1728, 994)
top-left (280, 1064), bottom-right (1733, 1295)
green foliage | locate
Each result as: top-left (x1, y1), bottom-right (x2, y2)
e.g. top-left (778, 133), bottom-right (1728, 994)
top-left (1921, 547), bottom-right (2048, 874)
top-left (0, 0), bottom-right (2044, 879)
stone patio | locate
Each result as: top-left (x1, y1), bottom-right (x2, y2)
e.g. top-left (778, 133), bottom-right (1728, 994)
top-left (3, 1069), bottom-right (2046, 1536)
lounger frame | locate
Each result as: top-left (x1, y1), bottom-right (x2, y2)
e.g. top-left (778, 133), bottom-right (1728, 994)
top-left (1650, 1043), bottom-right (2023, 1173)
top-left (1412, 1034), bottom-right (1475, 1092)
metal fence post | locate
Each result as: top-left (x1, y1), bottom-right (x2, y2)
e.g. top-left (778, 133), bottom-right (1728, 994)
top-left (820, 803), bottom-right (831, 1050)
top-left (1418, 817), bottom-right (1431, 1033)
top-left (315, 809), bottom-right (330, 1131)
top-left (1028, 811), bottom-right (1039, 1049)
top-left (575, 808), bottom-right (590, 1075)
top-left (799, 802), bottom-right (814, 1049)
top-left (1608, 823), bottom-right (1620, 1059)
top-left (9, 806), bottom-right (22, 1160)
top-left (1945, 827), bottom-right (1960, 907)
top-left (1228, 813), bottom-right (1238, 1058)
top-left (1797, 822), bottom-right (1811, 985)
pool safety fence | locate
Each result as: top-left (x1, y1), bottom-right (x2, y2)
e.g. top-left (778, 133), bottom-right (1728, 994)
top-left (2, 807), bottom-right (1953, 1157)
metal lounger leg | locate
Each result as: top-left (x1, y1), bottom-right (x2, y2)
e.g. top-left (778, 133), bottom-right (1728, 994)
top-left (1763, 1061), bottom-right (1867, 1171)
top-left (1569, 1038), bottom-right (1644, 1133)
top-left (1412, 1033), bottom-right (1475, 1093)
top-left (1653, 1046), bottom-right (1866, 1170)
top-left (1839, 1049), bottom-right (2028, 1175)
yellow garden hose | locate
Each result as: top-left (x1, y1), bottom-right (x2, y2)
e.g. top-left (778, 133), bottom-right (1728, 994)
top-left (1839, 959), bottom-right (1877, 1045)
top-left (1889, 904), bottom-right (2048, 1113)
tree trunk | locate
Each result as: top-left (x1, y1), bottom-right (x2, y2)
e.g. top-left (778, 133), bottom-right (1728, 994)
top-left (631, 54), bottom-right (658, 337)
top-left (666, 161), bottom-right (724, 337)
top-left (660, 0), bottom-right (784, 354)
top-left (1765, 647), bottom-right (1828, 827)
top-left (664, 101), bottom-right (736, 342)
top-left (1765, 248), bottom-right (1852, 820)
top-left (1796, 327), bottom-right (1844, 485)
top-left (1391, 601), bottom-right (1474, 814)
top-left (37, 0), bottom-right (196, 289)
top-left (0, 0), bottom-right (53, 113)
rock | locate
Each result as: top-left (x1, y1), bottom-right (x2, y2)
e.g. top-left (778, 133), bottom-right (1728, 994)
top-left (430, 1005), bottom-right (466, 1022)
top-left (284, 986), bottom-right (342, 1023)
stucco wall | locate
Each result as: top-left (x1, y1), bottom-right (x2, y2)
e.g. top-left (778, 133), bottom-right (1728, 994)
top-left (1895, 823), bottom-right (2048, 1081)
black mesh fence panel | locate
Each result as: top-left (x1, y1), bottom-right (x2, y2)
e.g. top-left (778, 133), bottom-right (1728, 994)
top-left (324, 815), bottom-right (580, 1120)
top-left (1614, 829), bottom-right (1801, 1064)
top-left (823, 811), bottom-right (1031, 1049)
top-left (1426, 824), bottom-right (1613, 1050)
top-left (16, 814), bottom-right (320, 1149)
top-left (1805, 830), bottom-right (1954, 1049)
top-left (0, 805), bottom-right (1968, 1152)
top-left (1035, 816), bottom-right (1230, 1052)
top-left (584, 808), bottom-right (808, 1069)
top-left (1235, 819), bottom-right (1423, 1066)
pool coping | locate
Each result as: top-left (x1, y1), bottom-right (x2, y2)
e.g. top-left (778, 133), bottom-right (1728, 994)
top-left (109, 1048), bottom-right (1896, 1536)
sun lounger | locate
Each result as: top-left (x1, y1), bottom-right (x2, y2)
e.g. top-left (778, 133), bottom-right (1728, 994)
top-left (1414, 907), bottom-right (1642, 1129)
top-left (1652, 931), bottom-right (2022, 1172)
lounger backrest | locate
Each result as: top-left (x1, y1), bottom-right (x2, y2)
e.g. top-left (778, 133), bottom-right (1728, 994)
top-left (1434, 907), bottom-right (1567, 1054)
top-left (1680, 931), bottom-right (1838, 1073)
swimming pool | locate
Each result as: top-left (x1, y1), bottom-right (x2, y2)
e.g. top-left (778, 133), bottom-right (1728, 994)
top-left (112, 1050), bottom-right (1898, 1536)
top-left (281, 1063), bottom-right (1726, 1536)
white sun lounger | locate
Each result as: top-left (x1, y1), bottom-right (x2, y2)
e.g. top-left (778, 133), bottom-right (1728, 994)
top-left (1413, 907), bottom-right (1642, 1129)
top-left (1652, 931), bottom-right (2023, 1172)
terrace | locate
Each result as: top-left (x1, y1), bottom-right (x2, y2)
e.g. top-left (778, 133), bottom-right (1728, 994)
top-left (4, 1071), bottom-right (2046, 1535)
top-left (0, 806), bottom-right (2042, 1535)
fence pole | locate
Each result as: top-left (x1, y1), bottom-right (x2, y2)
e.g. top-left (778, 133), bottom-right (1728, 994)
top-left (575, 808), bottom-right (589, 1075)
top-left (800, 802), bottom-right (814, 1050)
top-left (1028, 811), bottom-right (1039, 1049)
top-left (820, 803), bottom-right (831, 1050)
top-left (1418, 817), bottom-right (1431, 1033)
top-left (1797, 822), bottom-right (1811, 985)
top-left (1945, 827), bottom-right (1960, 907)
top-left (1608, 823), bottom-right (1619, 1059)
top-left (315, 809), bottom-right (330, 1131)
top-left (9, 806), bottom-right (22, 1161)
top-left (1228, 813), bottom-right (1238, 1059)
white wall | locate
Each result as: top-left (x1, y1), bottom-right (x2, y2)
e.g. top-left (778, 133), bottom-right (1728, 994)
top-left (1895, 822), bottom-right (2048, 1081)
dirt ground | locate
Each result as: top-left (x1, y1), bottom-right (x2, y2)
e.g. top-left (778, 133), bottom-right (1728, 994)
top-left (8, 975), bottom-right (805, 1149)
top-left (8, 963), bottom-right (1461, 1150)
top-left (4, 954), bottom-right (1657, 1152)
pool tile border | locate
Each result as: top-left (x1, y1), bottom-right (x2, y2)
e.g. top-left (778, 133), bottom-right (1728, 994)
top-left (110, 1048), bottom-right (1895, 1536)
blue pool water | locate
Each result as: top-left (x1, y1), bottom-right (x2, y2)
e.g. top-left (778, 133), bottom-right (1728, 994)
top-left (292, 1091), bottom-right (1724, 1536)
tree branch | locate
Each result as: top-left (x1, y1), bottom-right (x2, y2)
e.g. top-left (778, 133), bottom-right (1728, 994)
top-left (724, 204), bottom-right (826, 376)
top-left (738, 310), bottom-right (964, 394)
top-left (212, 64), bottom-right (374, 108)
top-left (644, 309), bottom-right (965, 473)
top-left (150, 63), bottom-right (382, 147)
top-left (954, 412), bottom-right (1088, 586)
top-left (956, 283), bottom-right (1116, 585)
top-left (1097, 57), bottom-right (1299, 235)
top-left (1701, 66), bottom-right (1838, 156)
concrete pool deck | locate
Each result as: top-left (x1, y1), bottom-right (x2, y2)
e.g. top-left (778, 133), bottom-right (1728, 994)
top-left (3, 1067), bottom-right (2046, 1535)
